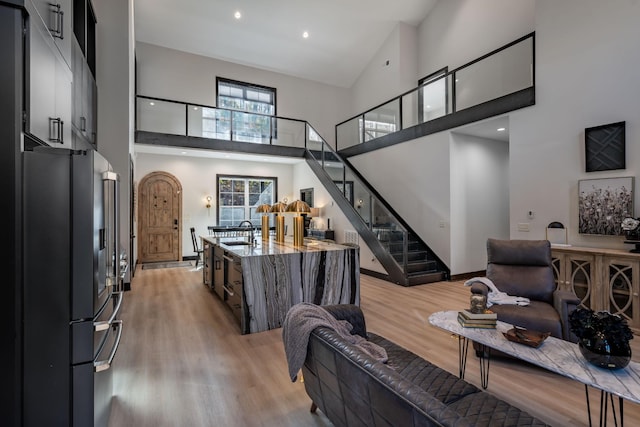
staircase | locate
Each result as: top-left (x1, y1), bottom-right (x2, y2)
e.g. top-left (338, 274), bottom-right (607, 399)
top-left (305, 147), bottom-right (448, 286)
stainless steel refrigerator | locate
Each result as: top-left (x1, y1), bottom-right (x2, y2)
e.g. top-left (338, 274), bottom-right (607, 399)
top-left (22, 146), bottom-right (125, 427)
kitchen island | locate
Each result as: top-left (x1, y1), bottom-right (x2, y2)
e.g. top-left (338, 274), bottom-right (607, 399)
top-left (201, 235), bottom-right (360, 334)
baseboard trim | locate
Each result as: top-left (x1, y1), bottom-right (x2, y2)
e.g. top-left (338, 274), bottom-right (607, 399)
top-left (360, 268), bottom-right (391, 282)
top-left (450, 270), bottom-right (486, 282)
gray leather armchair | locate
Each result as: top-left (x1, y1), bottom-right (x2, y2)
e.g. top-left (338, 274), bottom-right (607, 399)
top-left (469, 238), bottom-right (580, 342)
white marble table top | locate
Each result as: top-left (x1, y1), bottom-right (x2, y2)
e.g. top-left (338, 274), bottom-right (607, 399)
top-left (428, 310), bottom-right (640, 404)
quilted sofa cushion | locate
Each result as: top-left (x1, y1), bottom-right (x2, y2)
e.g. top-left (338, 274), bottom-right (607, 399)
top-left (368, 333), bottom-right (478, 404)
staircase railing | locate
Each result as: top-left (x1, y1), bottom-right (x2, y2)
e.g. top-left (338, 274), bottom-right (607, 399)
top-left (302, 119), bottom-right (450, 283)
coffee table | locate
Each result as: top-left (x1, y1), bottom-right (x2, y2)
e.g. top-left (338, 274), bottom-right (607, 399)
top-left (429, 310), bottom-right (640, 427)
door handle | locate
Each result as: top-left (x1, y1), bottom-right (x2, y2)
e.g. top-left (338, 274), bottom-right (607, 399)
top-left (94, 320), bottom-right (123, 373)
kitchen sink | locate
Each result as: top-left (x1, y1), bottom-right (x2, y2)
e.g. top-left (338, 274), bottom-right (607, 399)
top-left (222, 241), bottom-right (253, 246)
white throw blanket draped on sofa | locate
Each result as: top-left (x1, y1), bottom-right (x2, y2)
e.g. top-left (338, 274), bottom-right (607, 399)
top-left (464, 277), bottom-right (530, 307)
top-left (282, 302), bottom-right (388, 382)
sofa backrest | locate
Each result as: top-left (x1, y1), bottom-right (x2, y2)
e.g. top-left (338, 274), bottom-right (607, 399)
top-left (303, 327), bottom-right (470, 427)
top-left (486, 238), bottom-right (556, 303)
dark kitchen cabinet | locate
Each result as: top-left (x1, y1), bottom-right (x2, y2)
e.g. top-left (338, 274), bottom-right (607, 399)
top-left (72, 36), bottom-right (97, 146)
top-left (213, 245), bottom-right (224, 297)
top-left (29, 0), bottom-right (72, 67)
top-left (27, 0), bottom-right (73, 148)
top-left (225, 255), bottom-right (248, 334)
top-left (202, 240), bottom-right (211, 289)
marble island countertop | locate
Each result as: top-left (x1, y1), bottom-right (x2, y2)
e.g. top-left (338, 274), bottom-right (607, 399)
top-left (201, 235), bottom-right (354, 257)
top-left (201, 234), bottom-right (360, 334)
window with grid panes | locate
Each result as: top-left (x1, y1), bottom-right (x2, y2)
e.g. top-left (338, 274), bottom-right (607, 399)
top-left (217, 176), bottom-right (277, 227)
top-left (216, 78), bottom-right (277, 143)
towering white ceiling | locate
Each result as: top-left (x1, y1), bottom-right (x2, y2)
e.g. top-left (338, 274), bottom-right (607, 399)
top-left (134, 0), bottom-right (438, 88)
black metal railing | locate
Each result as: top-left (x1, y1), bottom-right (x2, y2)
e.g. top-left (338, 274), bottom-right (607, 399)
top-left (335, 32), bottom-right (535, 151)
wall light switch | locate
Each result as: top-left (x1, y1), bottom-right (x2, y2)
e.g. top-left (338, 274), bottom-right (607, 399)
top-left (517, 223), bottom-right (530, 232)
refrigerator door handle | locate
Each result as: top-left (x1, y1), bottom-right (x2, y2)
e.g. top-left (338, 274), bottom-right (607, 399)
top-left (94, 291), bottom-right (124, 332)
top-left (94, 320), bottom-right (123, 373)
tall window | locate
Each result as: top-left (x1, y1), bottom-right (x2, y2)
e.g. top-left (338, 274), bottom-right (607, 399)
top-left (217, 175), bottom-right (277, 226)
top-left (216, 78), bottom-right (277, 143)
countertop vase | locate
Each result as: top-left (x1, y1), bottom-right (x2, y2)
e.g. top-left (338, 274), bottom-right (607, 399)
top-left (578, 331), bottom-right (631, 370)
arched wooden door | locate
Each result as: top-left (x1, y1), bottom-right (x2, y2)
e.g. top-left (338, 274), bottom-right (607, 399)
top-left (138, 171), bottom-right (182, 263)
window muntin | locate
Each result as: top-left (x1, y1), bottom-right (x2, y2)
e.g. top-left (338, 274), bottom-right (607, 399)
top-left (217, 175), bottom-right (277, 227)
top-left (216, 78), bottom-right (277, 143)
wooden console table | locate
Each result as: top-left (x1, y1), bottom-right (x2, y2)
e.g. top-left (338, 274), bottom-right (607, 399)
top-left (551, 245), bottom-right (640, 332)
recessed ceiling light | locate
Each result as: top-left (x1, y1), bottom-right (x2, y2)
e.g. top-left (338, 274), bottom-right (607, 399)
top-left (193, 106), bottom-right (198, 110)
top-left (234, 11), bottom-right (242, 19)
top-left (302, 31), bottom-right (309, 39)
top-left (149, 102), bottom-right (155, 106)
top-left (181, 151), bottom-right (187, 155)
top-left (497, 127), bottom-right (506, 132)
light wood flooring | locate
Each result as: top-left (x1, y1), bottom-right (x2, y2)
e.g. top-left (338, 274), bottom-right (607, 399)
top-left (108, 265), bottom-right (640, 427)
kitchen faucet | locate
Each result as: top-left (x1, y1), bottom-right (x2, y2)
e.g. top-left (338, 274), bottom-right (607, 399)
top-left (238, 220), bottom-right (255, 245)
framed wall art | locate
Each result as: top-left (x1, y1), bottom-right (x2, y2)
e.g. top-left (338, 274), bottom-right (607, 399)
top-left (578, 176), bottom-right (633, 235)
top-left (585, 121), bottom-right (625, 172)
top-left (300, 187), bottom-right (314, 207)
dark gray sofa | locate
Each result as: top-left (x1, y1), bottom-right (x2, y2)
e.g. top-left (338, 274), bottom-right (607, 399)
top-left (301, 304), bottom-right (548, 427)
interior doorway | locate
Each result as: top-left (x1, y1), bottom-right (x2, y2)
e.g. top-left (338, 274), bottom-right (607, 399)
top-left (138, 171), bottom-right (182, 264)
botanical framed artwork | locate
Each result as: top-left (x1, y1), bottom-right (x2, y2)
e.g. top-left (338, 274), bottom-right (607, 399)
top-left (578, 176), bottom-right (633, 235)
top-left (585, 121), bottom-right (625, 172)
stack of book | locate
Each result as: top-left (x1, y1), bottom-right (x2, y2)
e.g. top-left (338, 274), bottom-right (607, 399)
top-left (457, 309), bottom-right (497, 328)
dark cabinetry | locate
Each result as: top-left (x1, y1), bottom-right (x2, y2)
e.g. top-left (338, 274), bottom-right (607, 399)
top-left (202, 240), bottom-right (211, 289)
top-left (30, 0), bottom-right (72, 66)
top-left (27, 0), bottom-right (72, 148)
top-left (224, 254), bottom-right (247, 334)
top-left (26, 0), bottom-right (97, 149)
top-left (71, 0), bottom-right (97, 147)
top-left (71, 36), bottom-right (97, 145)
top-left (213, 245), bottom-right (224, 298)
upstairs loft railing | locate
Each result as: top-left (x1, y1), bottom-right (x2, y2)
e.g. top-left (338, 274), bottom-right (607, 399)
top-left (136, 96), bottom-right (313, 148)
top-left (335, 32), bottom-right (535, 151)
top-left (135, 95), bottom-right (443, 280)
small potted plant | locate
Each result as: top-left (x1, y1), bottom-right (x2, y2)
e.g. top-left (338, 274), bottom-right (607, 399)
top-left (569, 307), bottom-right (633, 369)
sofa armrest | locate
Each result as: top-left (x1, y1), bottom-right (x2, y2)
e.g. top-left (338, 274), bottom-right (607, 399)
top-left (469, 282), bottom-right (489, 296)
top-left (322, 304), bottom-right (367, 338)
top-left (553, 290), bottom-right (581, 343)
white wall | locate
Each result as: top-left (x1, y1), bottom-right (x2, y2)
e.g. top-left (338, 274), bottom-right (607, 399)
top-left (349, 22), bottom-right (420, 118)
top-left (135, 42), bottom-right (350, 147)
top-left (134, 153), bottom-right (296, 258)
top-left (450, 133), bottom-right (509, 273)
top-left (509, 0), bottom-right (640, 249)
top-left (417, 0), bottom-right (535, 78)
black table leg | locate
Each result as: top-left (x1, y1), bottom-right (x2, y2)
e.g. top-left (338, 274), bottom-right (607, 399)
top-left (585, 386), bottom-right (624, 427)
top-left (457, 335), bottom-right (469, 380)
top-left (477, 343), bottom-right (490, 389)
